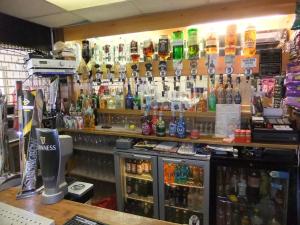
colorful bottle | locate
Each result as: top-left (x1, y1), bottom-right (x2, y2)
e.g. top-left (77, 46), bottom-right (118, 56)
top-left (169, 111), bottom-right (177, 137)
top-left (176, 111), bottom-right (186, 138)
top-left (217, 74), bottom-right (225, 104)
top-left (234, 76), bottom-right (242, 104)
top-left (130, 40), bottom-right (140, 62)
top-left (225, 24), bottom-right (237, 56)
top-left (205, 31), bottom-right (218, 55)
top-left (141, 110), bottom-right (152, 135)
top-left (125, 83), bottom-right (134, 109)
top-left (244, 25), bottom-right (256, 57)
top-left (133, 88), bottom-right (141, 110)
top-left (208, 87), bottom-right (217, 111)
top-left (115, 88), bottom-right (124, 109)
top-left (198, 88), bottom-right (207, 112)
top-left (172, 31), bottom-right (184, 60)
top-left (107, 88), bottom-right (116, 109)
top-left (143, 39), bottom-right (154, 61)
top-left (187, 28), bottom-right (199, 59)
top-left (151, 110), bottom-right (158, 135)
top-left (156, 111), bottom-right (166, 137)
top-left (158, 35), bottom-right (170, 60)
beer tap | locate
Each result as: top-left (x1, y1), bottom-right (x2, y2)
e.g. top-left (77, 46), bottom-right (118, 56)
top-left (145, 62), bottom-right (153, 84)
top-left (106, 64), bottom-right (114, 84)
top-left (131, 64), bottom-right (139, 84)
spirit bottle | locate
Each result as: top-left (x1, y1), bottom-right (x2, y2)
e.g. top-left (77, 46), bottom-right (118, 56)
top-left (243, 25), bottom-right (256, 57)
top-left (198, 88), bottom-right (207, 112)
top-left (91, 88), bottom-right (99, 125)
top-left (225, 76), bottom-right (233, 104)
top-left (130, 40), bottom-right (140, 62)
top-left (76, 89), bottom-right (84, 112)
top-left (143, 39), bottom-right (154, 61)
top-left (115, 88), bottom-right (124, 109)
top-left (151, 110), bottom-right (158, 135)
top-left (225, 24), bottom-right (237, 56)
top-left (125, 83), bottom-right (134, 109)
top-left (208, 87), bottom-right (217, 111)
top-left (107, 88), bottom-right (116, 109)
top-left (156, 111), bottom-right (166, 137)
top-left (158, 35), bottom-right (170, 60)
top-left (187, 28), bottom-right (199, 59)
top-left (205, 32), bottom-right (218, 55)
top-left (169, 111), bottom-right (177, 137)
top-left (100, 89), bottom-right (109, 109)
top-left (217, 74), bottom-right (225, 104)
top-left (234, 76), bottom-right (242, 104)
top-left (133, 89), bottom-right (141, 110)
top-left (141, 110), bottom-right (152, 135)
top-left (176, 111), bottom-right (186, 138)
top-left (172, 31), bottom-right (184, 60)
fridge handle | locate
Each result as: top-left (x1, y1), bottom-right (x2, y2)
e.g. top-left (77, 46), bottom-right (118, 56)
top-left (163, 158), bottom-right (183, 163)
top-left (132, 154), bottom-right (152, 159)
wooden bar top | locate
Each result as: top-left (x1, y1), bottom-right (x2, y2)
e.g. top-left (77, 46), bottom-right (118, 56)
top-left (0, 188), bottom-right (175, 225)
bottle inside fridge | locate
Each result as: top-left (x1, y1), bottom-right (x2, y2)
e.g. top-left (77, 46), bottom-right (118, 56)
top-left (162, 160), bottom-right (208, 225)
top-left (215, 166), bottom-right (290, 225)
top-left (119, 155), bottom-right (156, 218)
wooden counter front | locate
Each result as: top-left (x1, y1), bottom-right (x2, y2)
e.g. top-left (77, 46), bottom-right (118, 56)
top-left (0, 188), bottom-right (175, 225)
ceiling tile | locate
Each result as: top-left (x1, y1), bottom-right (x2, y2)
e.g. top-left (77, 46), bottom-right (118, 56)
top-left (28, 12), bottom-right (87, 28)
top-left (72, 1), bottom-right (141, 22)
top-left (0, 0), bottom-right (64, 19)
top-left (131, 0), bottom-right (209, 14)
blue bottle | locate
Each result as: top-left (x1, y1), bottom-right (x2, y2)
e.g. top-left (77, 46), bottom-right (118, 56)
top-left (125, 83), bottom-right (133, 109)
top-left (176, 111), bottom-right (186, 138)
top-left (168, 111), bottom-right (177, 137)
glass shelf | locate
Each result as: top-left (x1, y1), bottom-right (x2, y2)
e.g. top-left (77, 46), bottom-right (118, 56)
top-left (125, 193), bottom-right (154, 204)
top-left (125, 173), bottom-right (153, 181)
top-left (165, 204), bottom-right (202, 214)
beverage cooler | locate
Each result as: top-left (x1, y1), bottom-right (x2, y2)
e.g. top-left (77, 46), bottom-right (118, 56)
top-left (210, 152), bottom-right (298, 225)
top-left (114, 151), bottom-right (159, 218)
top-left (158, 157), bottom-right (210, 225)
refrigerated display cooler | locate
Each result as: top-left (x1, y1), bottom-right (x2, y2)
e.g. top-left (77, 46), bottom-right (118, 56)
top-left (114, 149), bottom-right (210, 225)
top-left (210, 149), bottom-right (298, 225)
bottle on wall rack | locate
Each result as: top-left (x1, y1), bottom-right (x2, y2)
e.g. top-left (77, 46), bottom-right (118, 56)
top-left (125, 82), bottom-right (134, 109)
top-left (169, 111), bottom-right (177, 137)
top-left (156, 111), bottom-right (166, 137)
top-left (176, 111), bottom-right (186, 138)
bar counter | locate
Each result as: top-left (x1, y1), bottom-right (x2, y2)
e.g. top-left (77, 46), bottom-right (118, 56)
top-left (0, 188), bottom-right (175, 225)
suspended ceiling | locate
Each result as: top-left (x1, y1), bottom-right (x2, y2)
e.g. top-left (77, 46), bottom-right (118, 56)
top-left (0, 0), bottom-right (239, 28)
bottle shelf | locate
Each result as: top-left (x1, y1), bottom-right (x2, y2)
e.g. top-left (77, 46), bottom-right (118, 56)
top-left (98, 107), bottom-right (251, 119)
top-left (125, 173), bottom-right (153, 181)
top-left (61, 128), bottom-right (298, 150)
top-left (166, 182), bottom-right (204, 189)
top-left (125, 193), bottom-right (154, 204)
top-left (69, 169), bottom-right (116, 183)
top-left (164, 204), bottom-right (202, 214)
top-left (73, 145), bottom-right (115, 155)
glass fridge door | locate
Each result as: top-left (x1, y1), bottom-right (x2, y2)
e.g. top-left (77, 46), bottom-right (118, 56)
top-left (114, 152), bottom-right (158, 218)
top-left (158, 157), bottom-right (210, 225)
top-left (215, 166), bottom-right (290, 225)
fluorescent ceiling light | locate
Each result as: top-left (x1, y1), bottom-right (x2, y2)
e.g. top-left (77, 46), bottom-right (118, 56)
top-left (46, 0), bottom-right (127, 11)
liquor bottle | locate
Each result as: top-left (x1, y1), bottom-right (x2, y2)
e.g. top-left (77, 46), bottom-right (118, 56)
top-left (133, 88), bottom-right (141, 110)
top-left (100, 89), bottom-right (109, 109)
top-left (176, 111), bottom-right (186, 138)
top-left (125, 83), bottom-right (134, 109)
top-left (217, 74), bottom-right (225, 104)
top-left (208, 87), bottom-right (217, 111)
top-left (107, 88), bottom-right (116, 109)
top-left (158, 35), bottom-right (170, 60)
top-left (76, 89), bottom-right (85, 112)
top-left (143, 39), bottom-right (154, 61)
top-left (141, 110), bottom-right (152, 135)
top-left (151, 110), bottom-right (158, 135)
top-left (168, 111), bottom-right (177, 137)
top-left (156, 111), bottom-right (166, 137)
top-left (198, 88), bottom-right (207, 112)
top-left (225, 24), bottom-right (237, 56)
top-left (234, 76), bottom-right (242, 104)
top-left (244, 25), bottom-right (256, 57)
top-left (115, 88), bottom-right (124, 109)
top-left (172, 31), bottom-right (184, 60)
top-left (247, 170), bottom-right (261, 204)
top-left (205, 31), bottom-right (218, 55)
top-left (225, 80), bottom-right (233, 104)
top-left (130, 40), bottom-right (140, 62)
top-left (187, 28), bottom-right (199, 59)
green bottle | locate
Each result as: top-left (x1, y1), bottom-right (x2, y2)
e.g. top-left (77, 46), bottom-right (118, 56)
top-left (172, 31), bottom-right (184, 60)
top-left (133, 91), bottom-right (141, 110)
top-left (208, 87), bottom-right (217, 112)
top-left (188, 28), bottom-right (199, 59)
top-left (156, 111), bottom-right (166, 137)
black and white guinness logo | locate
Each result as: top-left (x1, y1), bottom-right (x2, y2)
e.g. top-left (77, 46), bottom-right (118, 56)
top-left (40, 136), bottom-right (46, 145)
